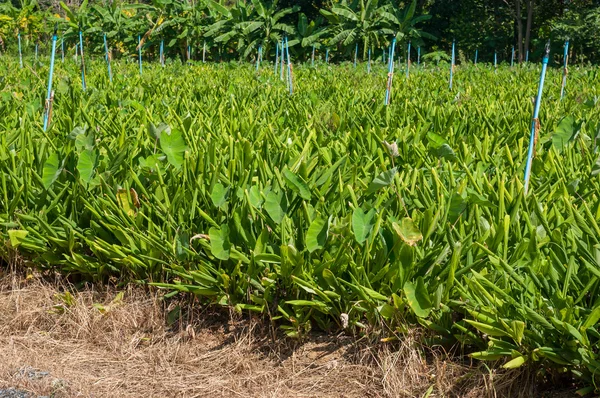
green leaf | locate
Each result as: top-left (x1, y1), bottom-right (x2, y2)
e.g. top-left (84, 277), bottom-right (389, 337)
top-left (160, 128), bottom-right (188, 169)
top-left (283, 168), bottom-right (311, 200)
top-left (583, 305), bottom-right (600, 330)
top-left (211, 182), bottom-right (229, 210)
top-left (77, 149), bottom-right (98, 185)
top-left (352, 208), bottom-right (376, 244)
top-left (264, 191), bottom-right (287, 224)
top-left (404, 277), bottom-right (432, 318)
top-left (209, 224), bottom-right (231, 261)
top-left (392, 218), bottom-right (423, 246)
top-left (8, 230), bottom-right (28, 248)
top-left (42, 152), bottom-right (62, 190)
top-left (367, 167), bottom-right (397, 194)
top-left (552, 116), bottom-right (577, 151)
top-left (433, 143), bottom-right (456, 161)
top-left (285, 300), bottom-right (329, 309)
top-left (306, 216), bottom-right (328, 253)
top-left (503, 355), bottom-right (527, 369)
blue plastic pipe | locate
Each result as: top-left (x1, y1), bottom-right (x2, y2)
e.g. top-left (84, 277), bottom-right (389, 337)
top-left (18, 33), bottom-right (23, 68)
top-left (406, 41), bottom-right (411, 78)
top-left (384, 37), bottom-right (397, 105)
top-left (61, 36), bottom-right (64, 63)
top-left (274, 41), bottom-right (279, 75)
top-left (367, 48), bottom-right (371, 73)
top-left (475, 48), bottom-right (478, 65)
top-left (511, 45), bottom-right (515, 67)
top-left (103, 33), bottom-right (112, 83)
top-left (494, 51), bottom-right (497, 72)
top-left (524, 42), bottom-right (551, 195)
top-left (138, 35), bottom-right (142, 75)
top-left (43, 27), bottom-right (58, 132)
top-left (160, 40), bottom-right (164, 67)
top-left (79, 29), bottom-right (86, 91)
top-left (280, 39), bottom-right (284, 79)
top-left (285, 37), bottom-right (292, 94)
top-left (311, 44), bottom-right (315, 67)
top-left (354, 43), bottom-right (358, 68)
top-left (326, 48), bottom-right (329, 64)
top-left (560, 40), bottom-right (570, 100)
top-left (256, 44), bottom-right (262, 71)
top-left (449, 40), bottom-right (455, 90)
top-left (417, 46), bottom-right (420, 65)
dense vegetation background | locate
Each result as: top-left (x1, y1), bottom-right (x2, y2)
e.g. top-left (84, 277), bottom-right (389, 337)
top-left (1, 0), bottom-right (600, 64)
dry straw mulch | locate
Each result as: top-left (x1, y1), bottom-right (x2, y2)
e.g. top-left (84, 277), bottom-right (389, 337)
top-left (0, 271), bottom-right (568, 398)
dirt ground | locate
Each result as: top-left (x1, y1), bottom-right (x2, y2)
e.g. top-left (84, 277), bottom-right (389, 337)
top-left (0, 272), bottom-right (579, 398)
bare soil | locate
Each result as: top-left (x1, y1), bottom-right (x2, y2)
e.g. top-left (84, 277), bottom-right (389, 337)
top-left (0, 271), bottom-right (579, 398)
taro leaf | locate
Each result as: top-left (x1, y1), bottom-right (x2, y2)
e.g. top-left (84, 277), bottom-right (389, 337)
top-left (583, 305), bottom-right (600, 330)
top-left (592, 157), bottom-right (600, 176)
top-left (468, 190), bottom-right (495, 207)
top-left (211, 182), bottom-right (229, 210)
top-left (8, 230), bottom-right (28, 248)
top-left (209, 224), bottom-right (231, 261)
top-left (367, 167), bottom-right (397, 194)
top-left (248, 186), bottom-right (263, 208)
top-left (264, 191), bottom-right (287, 224)
top-left (552, 116), bottom-right (577, 151)
top-left (116, 189), bottom-right (136, 217)
top-left (77, 149), bottom-right (98, 185)
top-left (404, 276), bottom-right (432, 318)
top-left (352, 208), bottom-right (376, 244)
top-left (138, 154), bottom-right (165, 171)
top-left (42, 152), bottom-right (62, 190)
top-left (433, 144), bottom-right (456, 161)
top-left (68, 126), bottom-right (87, 140)
top-left (160, 128), bottom-right (187, 169)
top-left (426, 131), bottom-right (447, 148)
top-left (149, 122), bottom-right (171, 139)
top-left (306, 216), bottom-right (328, 253)
top-left (283, 168), bottom-right (311, 200)
top-left (392, 218), bottom-right (423, 246)
top-left (448, 192), bottom-right (467, 223)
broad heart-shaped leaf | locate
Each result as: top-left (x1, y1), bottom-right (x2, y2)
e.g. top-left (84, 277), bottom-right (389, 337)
top-left (282, 168), bottom-right (311, 200)
top-left (552, 116), bottom-right (577, 151)
top-left (211, 182), bottom-right (229, 210)
top-left (42, 152), bottom-right (62, 190)
top-left (404, 277), bottom-right (432, 318)
top-left (448, 192), bottom-right (467, 223)
top-left (352, 208), bottom-right (376, 244)
top-left (149, 122), bottom-right (171, 139)
top-left (306, 216), bottom-right (328, 253)
top-left (392, 218), bottom-right (423, 246)
top-left (8, 230), bottom-right (28, 248)
top-left (264, 191), bottom-right (287, 224)
top-left (209, 224), bottom-right (231, 261)
top-left (160, 128), bottom-right (187, 169)
top-left (433, 143), bottom-right (456, 161)
top-left (77, 149), bottom-right (98, 185)
top-left (367, 167), bottom-right (397, 194)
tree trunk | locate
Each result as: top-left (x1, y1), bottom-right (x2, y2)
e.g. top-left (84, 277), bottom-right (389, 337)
top-left (515, 0), bottom-right (523, 62)
top-left (524, 0), bottom-right (534, 60)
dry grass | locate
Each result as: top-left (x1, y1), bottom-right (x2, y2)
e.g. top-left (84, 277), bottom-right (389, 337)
top-left (0, 270), bottom-right (576, 398)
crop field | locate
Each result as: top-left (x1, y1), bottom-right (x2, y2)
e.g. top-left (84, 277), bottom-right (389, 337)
top-left (2, 56), bottom-right (600, 391)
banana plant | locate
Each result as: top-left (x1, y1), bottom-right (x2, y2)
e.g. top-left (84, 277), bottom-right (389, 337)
top-left (380, 0), bottom-right (435, 48)
top-left (320, 0), bottom-right (390, 60)
top-left (205, 0), bottom-right (263, 60)
top-left (293, 12), bottom-right (327, 60)
top-left (250, 0), bottom-right (298, 60)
